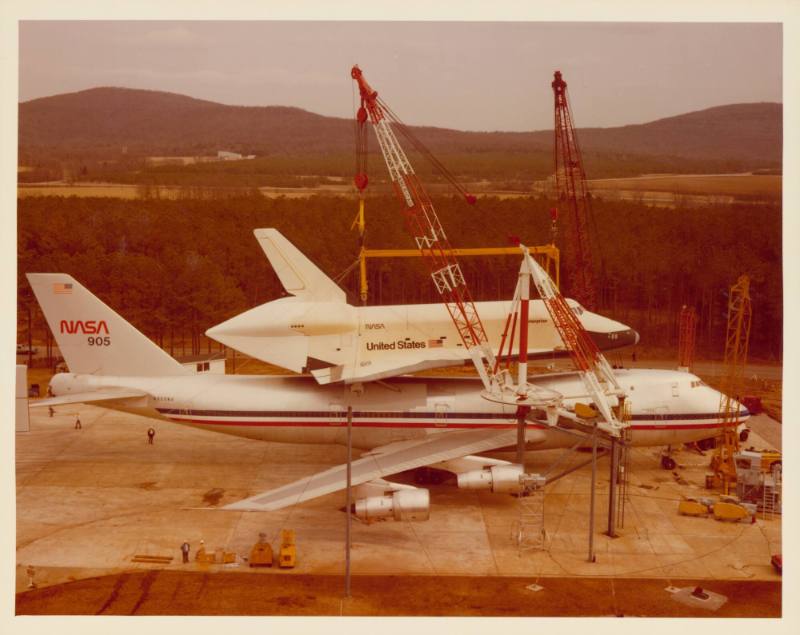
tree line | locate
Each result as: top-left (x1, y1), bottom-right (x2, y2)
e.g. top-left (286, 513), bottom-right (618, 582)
top-left (17, 193), bottom-right (782, 362)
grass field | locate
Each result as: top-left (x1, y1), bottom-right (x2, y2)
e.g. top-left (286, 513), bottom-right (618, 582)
top-left (17, 184), bottom-right (184, 199)
top-left (587, 174), bottom-right (781, 198)
top-left (19, 173), bottom-right (782, 201)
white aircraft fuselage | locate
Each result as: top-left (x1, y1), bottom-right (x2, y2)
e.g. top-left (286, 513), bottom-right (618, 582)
top-left (48, 368), bottom-right (743, 453)
top-left (27, 272), bottom-right (746, 516)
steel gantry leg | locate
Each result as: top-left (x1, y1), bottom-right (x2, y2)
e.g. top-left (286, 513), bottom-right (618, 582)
top-left (588, 423), bottom-right (598, 562)
top-left (345, 405), bottom-right (352, 597)
top-left (607, 438), bottom-right (619, 538)
top-left (516, 408), bottom-right (528, 466)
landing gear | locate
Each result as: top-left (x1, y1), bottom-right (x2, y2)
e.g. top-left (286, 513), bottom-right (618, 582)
top-left (739, 428), bottom-right (750, 442)
top-left (661, 455), bottom-right (677, 470)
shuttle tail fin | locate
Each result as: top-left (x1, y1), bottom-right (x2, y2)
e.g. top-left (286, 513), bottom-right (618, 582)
top-left (26, 273), bottom-right (188, 376)
top-left (254, 228), bottom-right (346, 303)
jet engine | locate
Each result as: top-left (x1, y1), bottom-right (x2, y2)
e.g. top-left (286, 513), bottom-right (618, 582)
top-left (353, 488), bottom-right (430, 522)
top-left (457, 464), bottom-right (524, 493)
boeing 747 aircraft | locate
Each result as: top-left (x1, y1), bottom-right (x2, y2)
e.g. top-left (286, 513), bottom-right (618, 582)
top-left (26, 273), bottom-right (747, 521)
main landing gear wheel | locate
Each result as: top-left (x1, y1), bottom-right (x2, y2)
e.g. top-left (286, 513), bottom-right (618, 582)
top-left (661, 455), bottom-right (677, 470)
top-left (739, 428), bottom-right (750, 442)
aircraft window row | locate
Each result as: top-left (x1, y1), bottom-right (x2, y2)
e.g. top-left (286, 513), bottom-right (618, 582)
top-left (629, 412), bottom-right (726, 421)
top-left (571, 304), bottom-right (585, 316)
top-left (690, 380), bottom-right (707, 388)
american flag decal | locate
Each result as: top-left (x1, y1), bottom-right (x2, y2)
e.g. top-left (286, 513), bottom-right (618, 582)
top-left (427, 339), bottom-right (444, 348)
top-left (53, 283), bottom-right (73, 295)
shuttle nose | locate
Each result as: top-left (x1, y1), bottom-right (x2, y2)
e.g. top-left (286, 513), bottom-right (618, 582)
top-left (589, 328), bottom-right (639, 351)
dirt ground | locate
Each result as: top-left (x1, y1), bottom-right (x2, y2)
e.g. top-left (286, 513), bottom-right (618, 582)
top-left (15, 571), bottom-right (780, 617)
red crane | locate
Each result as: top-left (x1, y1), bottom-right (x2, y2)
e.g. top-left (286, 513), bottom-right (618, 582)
top-left (351, 65), bottom-right (497, 389)
top-left (552, 70), bottom-right (597, 310)
top-left (678, 305), bottom-right (698, 370)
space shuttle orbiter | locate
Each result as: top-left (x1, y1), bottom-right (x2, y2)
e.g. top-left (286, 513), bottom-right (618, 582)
top-left (206, 229), bottom-right (638, 384)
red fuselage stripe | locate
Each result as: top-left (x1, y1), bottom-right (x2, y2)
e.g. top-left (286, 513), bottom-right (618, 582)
top-left (164, 416), bottom-right (727, 432)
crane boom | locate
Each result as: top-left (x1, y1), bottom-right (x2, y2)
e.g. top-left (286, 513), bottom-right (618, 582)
top-left (351, 65), bottom-right (497, 389)
top-left (520, 247), bottom-right (624, 434)
top-left (552, 70), bottom-right (597, 310)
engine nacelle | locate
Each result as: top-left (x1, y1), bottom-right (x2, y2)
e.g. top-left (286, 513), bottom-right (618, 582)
top-left (457, 464), bottom-right (524, 493)
top-left (353, 488), bottom-right (430, 522)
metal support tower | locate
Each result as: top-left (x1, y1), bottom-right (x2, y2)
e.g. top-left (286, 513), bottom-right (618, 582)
top-left (678, 305), bottom-right (698, 371)
top-left (710, 275), bottom-right (752, 494)
top-left (345, 405), bottom-right (352, 597)
top-left (615, 420), bottom-right (632, 530)
top-left (552, 70), bottom-right (597, 310)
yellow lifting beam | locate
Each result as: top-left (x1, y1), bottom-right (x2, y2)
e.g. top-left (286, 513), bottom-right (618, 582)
top-left (359, 245), bottom-right (559, 304)
top-left (351, 200), bottom-right (559, 304)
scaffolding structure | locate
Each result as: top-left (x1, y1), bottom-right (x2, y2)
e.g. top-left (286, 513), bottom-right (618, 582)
top-left (515, 474), bottom-right (547, 553)
top-left (762, 466), bottom-right (781, 520)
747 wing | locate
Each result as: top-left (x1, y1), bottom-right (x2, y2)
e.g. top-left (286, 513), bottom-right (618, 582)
top-left (221, 426), bottom-right (545, 512)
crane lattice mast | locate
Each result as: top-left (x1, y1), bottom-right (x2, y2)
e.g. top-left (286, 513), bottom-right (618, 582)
top-left (521, 248), bottom-right (624, 434)
top-left (711, 275), bottom-right (752, 493)
top-left (552, 70), bottom-right (597, 310)
top-left (678, 305), bottom-right (698, 370)
top-left (351, 65), bottom-right (496, 389)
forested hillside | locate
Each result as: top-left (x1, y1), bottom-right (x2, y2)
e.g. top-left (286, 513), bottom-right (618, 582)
top-left (17, 194), bottom-right (782, 361)
top-left (19, 88), bottom-right (782, 182)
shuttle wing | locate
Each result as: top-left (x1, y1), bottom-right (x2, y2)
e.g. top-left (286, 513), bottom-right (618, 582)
top-left (222, 427), bottom-right (525, 512)
top-left (310, 356), bottom-right (463, 385)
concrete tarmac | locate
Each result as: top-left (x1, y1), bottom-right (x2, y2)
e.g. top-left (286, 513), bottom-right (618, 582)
top-left (16, 404), bottom-right (782, 607)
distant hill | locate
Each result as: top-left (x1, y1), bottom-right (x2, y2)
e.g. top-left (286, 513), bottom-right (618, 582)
top-left (18, 87), bottom-right (781, 175)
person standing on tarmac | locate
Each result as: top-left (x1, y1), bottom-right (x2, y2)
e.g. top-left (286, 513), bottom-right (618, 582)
top-left (74, 417), bottom-right (81, 430)
top-left (147, 427), bottom-right (155, 444)
top-left (181, 541), bottom-right (190, 564)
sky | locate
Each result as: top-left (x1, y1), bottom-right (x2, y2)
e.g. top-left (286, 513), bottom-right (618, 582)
top-left (18, 20), bottom-right (782, 132)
